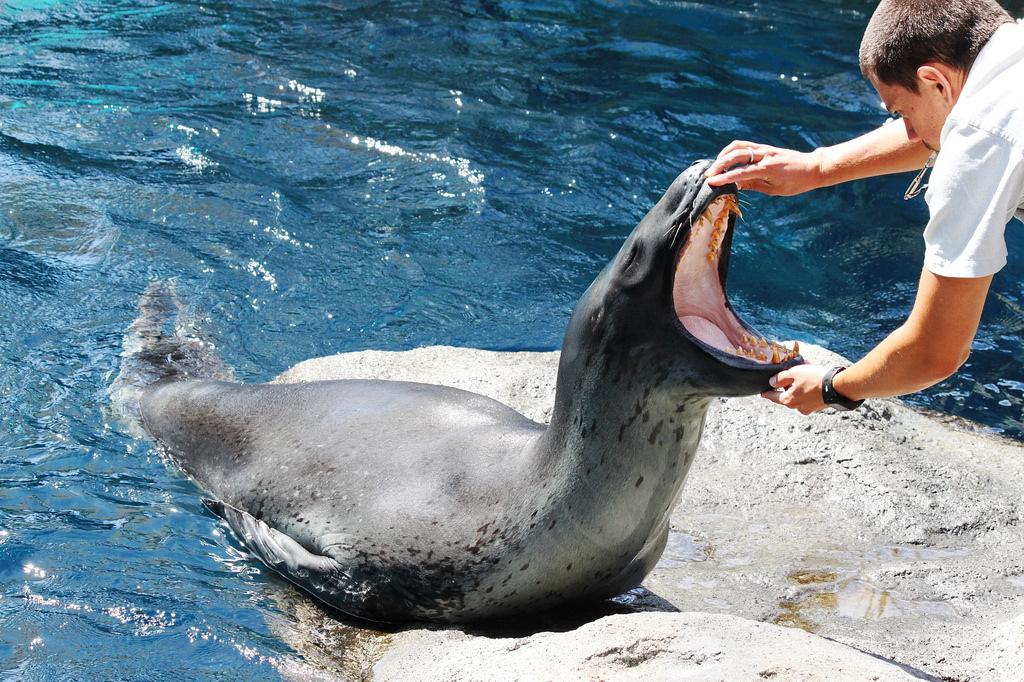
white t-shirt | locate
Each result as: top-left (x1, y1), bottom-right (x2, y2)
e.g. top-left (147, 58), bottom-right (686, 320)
top-left (923, 19), bottom-right (1024, 278)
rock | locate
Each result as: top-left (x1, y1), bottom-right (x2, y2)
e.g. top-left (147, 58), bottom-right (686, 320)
top-left (275, 346), bottom-right (560, 423)
top-left (975, 611), bottom-right (1024, 682)
top-left (373, 612), bottom-right (923, 681)
top-left (272, 345), bottom-right (1024, 681)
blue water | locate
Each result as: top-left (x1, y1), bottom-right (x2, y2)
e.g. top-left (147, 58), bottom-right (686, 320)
top-left (3, 0), bottom-right (1024, 678)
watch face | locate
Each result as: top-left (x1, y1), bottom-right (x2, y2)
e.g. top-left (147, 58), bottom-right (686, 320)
top-left (822, 367), bottom-right (862, 411)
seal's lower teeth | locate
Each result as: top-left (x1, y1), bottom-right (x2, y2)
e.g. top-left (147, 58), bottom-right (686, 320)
top-left (728, 338), bottom-right (799, 363)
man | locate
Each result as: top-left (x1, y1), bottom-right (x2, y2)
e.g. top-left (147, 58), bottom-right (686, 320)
top-left (705, 0), bottom-right (1024, 415)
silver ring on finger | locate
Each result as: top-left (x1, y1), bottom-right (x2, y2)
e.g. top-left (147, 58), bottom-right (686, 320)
top-left (747, 148), bottom-right (755, 165)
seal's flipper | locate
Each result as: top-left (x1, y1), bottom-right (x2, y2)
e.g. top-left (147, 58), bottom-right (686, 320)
top-left (202, 498), bottom-right (350, 607)
top-left (108, 280), bottom-right (233, 429)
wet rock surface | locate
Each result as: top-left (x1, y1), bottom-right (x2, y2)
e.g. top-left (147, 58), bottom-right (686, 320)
top-left (272, 345), bottom-right (1024, 681)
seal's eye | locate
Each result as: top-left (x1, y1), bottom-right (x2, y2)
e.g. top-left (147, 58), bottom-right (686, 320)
top-left (618, 242), bottom-right (646, 286)
top-left (621, 243), bottom-right (639, 270)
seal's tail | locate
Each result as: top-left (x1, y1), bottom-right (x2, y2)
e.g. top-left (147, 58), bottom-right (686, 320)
top-left (107, 280), bottom-right (233, 428)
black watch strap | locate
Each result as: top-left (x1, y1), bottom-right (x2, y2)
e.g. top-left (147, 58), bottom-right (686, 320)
top-left (821, 366), bottom-right (864, 411)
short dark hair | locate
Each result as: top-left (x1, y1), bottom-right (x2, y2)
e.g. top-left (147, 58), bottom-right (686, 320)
top-left (860, 0), bottom-right (1014, 91)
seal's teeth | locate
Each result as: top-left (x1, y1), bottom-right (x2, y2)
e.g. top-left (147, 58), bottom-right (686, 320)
top-left (773, 340), bottom-right (800, 362)
top-left (727, 337), bottom-right (800, 363)
top-left (724, 195), bottom-right (743, 218)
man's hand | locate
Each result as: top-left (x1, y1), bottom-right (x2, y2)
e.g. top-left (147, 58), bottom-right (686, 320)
top-left (705, 140), bottom-right (823, 196)
top-left (762, 364), bottom-right (830, 414)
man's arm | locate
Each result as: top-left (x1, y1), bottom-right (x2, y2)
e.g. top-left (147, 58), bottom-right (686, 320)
top-left (706, 119), bottom-right (933, 196)
top-left (764, 269), bottom-right (993, 414)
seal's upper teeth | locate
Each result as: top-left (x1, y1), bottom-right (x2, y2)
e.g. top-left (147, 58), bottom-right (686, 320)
top-left (723, 195), bottom-right (742, 218)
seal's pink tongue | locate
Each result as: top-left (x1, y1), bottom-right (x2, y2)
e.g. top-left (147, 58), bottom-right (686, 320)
top-left (679, 315), bottom-right (731, 349)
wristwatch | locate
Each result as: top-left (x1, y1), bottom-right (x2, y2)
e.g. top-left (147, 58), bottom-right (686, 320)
top-left (821, 366), bottom-right (864, 411)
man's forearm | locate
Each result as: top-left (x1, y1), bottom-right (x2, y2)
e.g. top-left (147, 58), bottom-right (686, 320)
top-left (834, 324), bottom-right (961, 401)
top-left (833, 270), bottom-right (993, 401)
top-left (815, 119), bottom-right (933, 188)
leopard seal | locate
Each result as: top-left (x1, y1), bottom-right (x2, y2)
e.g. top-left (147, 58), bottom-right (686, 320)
top-left (134, 159), bottom-right (803, 623)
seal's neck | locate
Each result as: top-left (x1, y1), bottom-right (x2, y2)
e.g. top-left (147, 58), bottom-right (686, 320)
top-left (541, 327), bottom-right (713, 493)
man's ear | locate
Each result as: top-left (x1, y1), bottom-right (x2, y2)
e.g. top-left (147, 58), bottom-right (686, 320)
top-left (916, 63), bottom-right (960, 104)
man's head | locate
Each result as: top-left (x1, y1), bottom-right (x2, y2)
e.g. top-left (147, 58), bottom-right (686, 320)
top-left (860, 0), bottom-right (1013, 91)
top-left (860, 0), bottom-right (1013, 150)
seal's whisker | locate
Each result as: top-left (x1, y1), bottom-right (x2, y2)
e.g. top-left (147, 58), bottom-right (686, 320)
top-left (666, 219), bottom-right (684, 240)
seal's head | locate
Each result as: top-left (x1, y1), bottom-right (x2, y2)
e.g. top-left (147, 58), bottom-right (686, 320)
top-left (562, 159), bottom-right (803, 398)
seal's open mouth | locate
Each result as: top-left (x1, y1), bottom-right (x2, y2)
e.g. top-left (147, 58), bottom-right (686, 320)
top-left (674, 194), bottom-right (799, 365)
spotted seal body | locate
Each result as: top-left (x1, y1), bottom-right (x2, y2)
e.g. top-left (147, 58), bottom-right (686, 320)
top-left (137, 159), bottom-right (802, 623)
